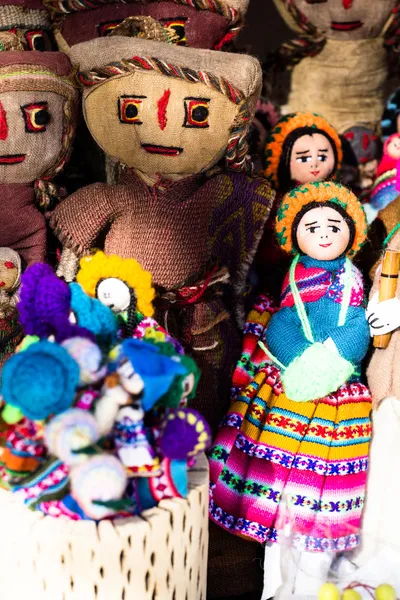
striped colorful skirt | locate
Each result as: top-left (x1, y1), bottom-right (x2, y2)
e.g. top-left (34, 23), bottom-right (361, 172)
top-left (209, 363), bottom-right (372, 552)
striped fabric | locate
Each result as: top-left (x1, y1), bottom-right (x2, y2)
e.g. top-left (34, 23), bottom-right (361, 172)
top-left (209, 370), bottom-right (371, 551)
top-left (209, 302), bottom-right (372, 553)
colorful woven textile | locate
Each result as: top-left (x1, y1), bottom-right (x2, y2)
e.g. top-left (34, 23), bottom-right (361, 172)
top-left (209, 368), bottom-right (371, 551)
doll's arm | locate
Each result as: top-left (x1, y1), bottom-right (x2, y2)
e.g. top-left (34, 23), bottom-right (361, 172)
top-left (56, 247), bottom-right (80, 282)
top-left (50, 183), bottom-right (114, 255)
top-left (328, 305), bottom-right (370, 365)
top-left (264, 306), bottom-right (312, 367)
top-left (6, 205), bottom-right (46, 266)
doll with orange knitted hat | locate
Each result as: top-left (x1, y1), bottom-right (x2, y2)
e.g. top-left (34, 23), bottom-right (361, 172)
top-left (209, 181), bottom-right (371, 599)
top-left (255, 111), bottom-right (342, 297)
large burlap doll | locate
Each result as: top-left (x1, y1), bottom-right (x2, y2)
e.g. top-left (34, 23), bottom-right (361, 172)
top-left (0, 51), bottom-right (77, 265)
top-left (0, 0), bottom-right (53, 50)
top-left (44, 0), bottom-right (249, 52)
top-left (270, 0), bottom-right (400, 134)
top-left (50, 36), bottom-right (275, 598)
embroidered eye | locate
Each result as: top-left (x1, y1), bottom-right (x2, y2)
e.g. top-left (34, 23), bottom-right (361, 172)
top-left (21, 102), bottom-right (50, 133)
top-left (97, 20), bottom-right (124, 37)
top-left (118, 95), bottom-right (145, 125)
top-left (159, 17), bottom-right (187, 45)
top-left (24, 30), bottom-right (51, 51)
top-left (183, 98), bottom-right (210, 128)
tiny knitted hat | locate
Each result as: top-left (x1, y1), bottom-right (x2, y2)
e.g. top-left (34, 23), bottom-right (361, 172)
top-left (121, 338), bottom-right (188, 411)
top-left (276, 181), bottom-right (367, 257)
top-left (160, 408), bottom-right (211, 460)
top-left (76, 251), bottom-right (155, 317)
top-left (1, 340), bottom-right (80, 421)
top-left (263, 112), bottom-right (343, 190)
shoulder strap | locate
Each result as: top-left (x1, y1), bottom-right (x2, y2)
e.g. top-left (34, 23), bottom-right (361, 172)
top-left (338, 257), bottom-right (353, 327)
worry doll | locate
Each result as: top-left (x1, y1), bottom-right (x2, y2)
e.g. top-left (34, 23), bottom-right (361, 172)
top-left (270, 0), bottom-right (400, 134)
top-left (0, 51), bottom-right (78, 265)
top-left (209, 181), bottom-right (371, 598)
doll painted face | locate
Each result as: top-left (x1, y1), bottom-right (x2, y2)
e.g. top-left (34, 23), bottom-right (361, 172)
top-left (0, 91), bottom-right (65, 184)
top-left (296, 205), bottom-right (351, 260)
top-left (97, 278), bottom-right (131, 313)
top-left (293, 0), bottom-right (397, 39)
top-left (84, 71), bottom-right (238, 174)
top-left (290, 133), bottom-right (335, 184)
top-left (386, 134), bottom-right (400, 159)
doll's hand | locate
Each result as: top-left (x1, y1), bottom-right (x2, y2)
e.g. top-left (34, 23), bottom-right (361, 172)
top-left (367, 292), bottom-right (400, 336)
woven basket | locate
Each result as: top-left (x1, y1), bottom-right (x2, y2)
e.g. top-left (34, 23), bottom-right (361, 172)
top-left (0, 454), bottom-right (209, 600)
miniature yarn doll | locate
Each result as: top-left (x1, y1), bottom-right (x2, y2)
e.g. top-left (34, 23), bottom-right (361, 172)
top-left (50, 35), bottom-right (274, 599)
top-left (44, 0), bottom-right (249, 53)
top-left (0, 51), bottom-right (78, 265)
top-left (209, 181), bottom-right (371, 598)
top-left (75, 251), bottom-right (155, 337)
top-left (270, 0), bottom-right (399, 134)
top-left (0, 0), bottom-right (54, 51)
top-left (255, 111), bottom-right (342, 296)
top-left (0, 247), bottom-right (21, 307)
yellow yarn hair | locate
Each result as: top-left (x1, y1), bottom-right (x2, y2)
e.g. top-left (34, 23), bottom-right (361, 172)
top-left (276, 181), bottom-right (367, 257)
top-left (263, 112), bottom-right (343, 189)
top-left (76, 251), bottom-right (155, 317)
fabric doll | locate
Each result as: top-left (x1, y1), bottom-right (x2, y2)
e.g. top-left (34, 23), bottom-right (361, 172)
top-left (209, 181), bottom-right (371, 598)
top-left (0, 0), bottom-right (54, 51)
top-left (43, 0), bottom-right (249, 53)
top-left (50, 35), bottom-right (274, 598)
top-left (338, 228), bottom-right (400, 590)
top-left (270, 0), bottom-right (400, 134)
top-left (0, 51), bottom-right (78, 265)
top-left (255, 111), bottom-right (342, 296)
top-left (364, 133), bottom-right (400, 223)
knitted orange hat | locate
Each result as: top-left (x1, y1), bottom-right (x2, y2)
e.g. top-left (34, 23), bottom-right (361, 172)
top-left (263, 112), bottom-right (343, 190)
top-left (276, 181), bottom-right (367, 258)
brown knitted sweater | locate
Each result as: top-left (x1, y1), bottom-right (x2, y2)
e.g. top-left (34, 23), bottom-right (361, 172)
top-left (51, 169), bottom-right (274, 291)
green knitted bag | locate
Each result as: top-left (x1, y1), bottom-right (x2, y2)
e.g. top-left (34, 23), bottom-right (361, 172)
top-left (260, 255), bottom-right (355, 402)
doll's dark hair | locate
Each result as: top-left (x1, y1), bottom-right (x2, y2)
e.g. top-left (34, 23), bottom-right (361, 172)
top-left (277, 127), bottom-right (339, 195)
top-left (291, 200), bottom-right (356, 256)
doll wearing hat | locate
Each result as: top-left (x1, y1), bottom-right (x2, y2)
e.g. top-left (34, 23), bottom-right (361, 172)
top-left (0, 51), bottom-right (78, 265)
top-left (209, 181), bottom-right (371, 598)
top-left (50, 35), bottom-right (274, 599)
top-left (255, 112), bottom-right (342, 297)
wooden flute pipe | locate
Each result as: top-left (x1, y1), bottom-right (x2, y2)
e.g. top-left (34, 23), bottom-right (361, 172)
top-left (374, 249), bottom-right (400, 349)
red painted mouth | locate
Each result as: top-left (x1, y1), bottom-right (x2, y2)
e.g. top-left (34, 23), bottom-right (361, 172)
top-left (319, 243), bottom-right (332, 248)
top-left (0, 154), bottom-right (25, 164)
top-left (310, 170), bottom-right (320, 176)
top-left (141, 144), bottom-right (183, 156)
top-left (331, 21), bottom-right (363, 31)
